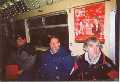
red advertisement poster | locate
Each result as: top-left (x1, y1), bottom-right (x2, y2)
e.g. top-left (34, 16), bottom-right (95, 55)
top-left (74, 2), bottom-right (105, 43)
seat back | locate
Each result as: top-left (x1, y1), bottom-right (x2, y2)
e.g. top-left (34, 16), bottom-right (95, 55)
top-left (5, 64), bottom-right (19, 80)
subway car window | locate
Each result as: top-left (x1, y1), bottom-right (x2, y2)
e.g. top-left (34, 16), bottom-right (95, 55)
top-left (14, 20), bottom-right (25, 35)
top-left (28, 17), bottom-right (43, 28)
top-left (29, 13), bottom-right (69, 52)
top-left (45, 14), bottom-right (67, 25)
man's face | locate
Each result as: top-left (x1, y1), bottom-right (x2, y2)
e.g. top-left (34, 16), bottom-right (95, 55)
top-left (17, 37), bottom-right (26, 47)
top-left (49, 38), bottom-right (60, 54)
top-left (87, 41), bottom-right (101, 60)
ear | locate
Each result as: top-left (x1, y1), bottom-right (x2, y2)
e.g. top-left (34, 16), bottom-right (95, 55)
top-left (58, 42), bottom-right (60, 46)
top-left (83, 46), bottom-right (88, 52)
top-left (23, 38), bottom-right (27, 43)
top-left (99, 44), bottom-right (103, 49)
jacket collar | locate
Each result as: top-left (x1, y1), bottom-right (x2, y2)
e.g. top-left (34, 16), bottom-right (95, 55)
top-left (84, 52), bottom-right (101, 65)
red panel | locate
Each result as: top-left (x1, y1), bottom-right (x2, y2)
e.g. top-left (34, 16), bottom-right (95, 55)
top-left (74, 2), bottom-right (105, 43)
top-left (5, 64), bottom-right (19, 80)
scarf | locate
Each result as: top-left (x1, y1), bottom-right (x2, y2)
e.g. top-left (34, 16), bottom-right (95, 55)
top-left (85, 52), bottom-right (101, 65)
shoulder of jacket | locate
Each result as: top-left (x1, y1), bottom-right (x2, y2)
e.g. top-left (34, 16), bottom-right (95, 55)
top-left (76, 54), bottom-right (84, 64)
top-left (41, 50), bottom-right (50, 57)
top-left (79, 54), bottom-right (84, 59)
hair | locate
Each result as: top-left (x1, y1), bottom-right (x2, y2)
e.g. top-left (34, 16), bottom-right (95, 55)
top-left (83, 37), bottom-right (103, 51)
top-left (48, 35), bottom-right (60, 43)
top-left (16, 33), bottom-right (26, 40)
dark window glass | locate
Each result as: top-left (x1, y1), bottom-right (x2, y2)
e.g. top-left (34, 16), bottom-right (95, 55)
top-left (14, 20), bottom-right (25, 35)
top-left (28, 17), bottom-right (43, 28)
top-left (45, 14), bottom-right (67, 25)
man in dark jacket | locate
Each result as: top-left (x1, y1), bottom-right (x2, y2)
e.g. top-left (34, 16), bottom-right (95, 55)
top-left (16, 34), bottom-right (36, 80)
top-left (70, 37), bottom-right (118, 81)
top-left (38, 36), bottom-right (74, 81)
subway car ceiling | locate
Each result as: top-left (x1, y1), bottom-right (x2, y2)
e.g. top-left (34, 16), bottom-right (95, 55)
top-left (0, 0), bottom-right (113, 20)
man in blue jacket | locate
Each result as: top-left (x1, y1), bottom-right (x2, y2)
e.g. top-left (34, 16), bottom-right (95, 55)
top-left (38, 36), bottom-right (74, 80)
